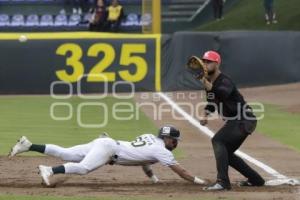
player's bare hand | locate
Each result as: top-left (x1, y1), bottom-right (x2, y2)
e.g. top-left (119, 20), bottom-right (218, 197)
top-left (200, 118), bottom-right (208, 126)
top-left (199, 110), bottom-right (209, 126)
top-left (200, 78), bottom-right (213, 91)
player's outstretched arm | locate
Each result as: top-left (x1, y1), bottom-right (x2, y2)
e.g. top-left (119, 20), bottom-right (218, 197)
top-left (142, 165), bottom-right (159, 183)
top-left (169, 164), bottom-right (205, 184)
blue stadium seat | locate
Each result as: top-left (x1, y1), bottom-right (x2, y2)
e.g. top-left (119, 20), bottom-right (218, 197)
top-left (54, 14), bottom-right (68, 26)
top-left (69, 14), bottom-right (81, 26)
top-left (26, 14), bottom-right (39, 26)
top-left (140, 13), bottom-right (151, 26)
top-left (83, 13), bottom-right (93, 22)
top-left (0, 14), bottom-right (10, 27)
top-left (122, 13), bottom-right (139, 26)
top-left (11, 14), bottom-right (25, 26)
top-left (0, 1), bottom-right (145, 31)
top-left (40, 14), bottom-right (53, 26)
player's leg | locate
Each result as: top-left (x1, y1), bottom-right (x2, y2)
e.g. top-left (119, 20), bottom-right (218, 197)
top-left (44, 142), bottom-right (93, 162)
top-left (264, 1), bottom-right (272, 24)
top-left (227, 119), bottom-right (265, 186)
top-left (9, 136), bottom-right (92, 162)
top-left (63, 138), bottom-right (116, 174)
top-left (211, 138), bottom-right (230, 187)
top-left (228, 154), bottom-right (265, 186)
top-left (38, 138), bottom-right (117, 185)
top-left (207, 120), bottom-right (249, 190)
top-left (209, 122), bottom-right (234, 189)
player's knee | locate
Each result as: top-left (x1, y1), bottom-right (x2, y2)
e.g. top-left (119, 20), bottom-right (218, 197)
top-left (77, 164), bottom-right (92, 175)
top-left (59, 150), bottom-right (82, 162)
top-left (59, 150), bottom-right (73, 161)
top-left (211, 137), bottom-right (224, 154)
top-left (211, 136), bottom-right (221, 145)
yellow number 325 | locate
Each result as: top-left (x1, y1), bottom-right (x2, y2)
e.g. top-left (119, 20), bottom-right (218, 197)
top-left (55, 43), bottom-right (148, 83)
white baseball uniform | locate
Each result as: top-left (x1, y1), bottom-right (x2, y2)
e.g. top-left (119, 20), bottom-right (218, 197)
top-left (44, 134), bottom-right (178, 175)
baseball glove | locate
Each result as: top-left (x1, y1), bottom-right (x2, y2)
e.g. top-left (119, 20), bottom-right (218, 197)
top-left (186, 56), bottom-right (208, 80)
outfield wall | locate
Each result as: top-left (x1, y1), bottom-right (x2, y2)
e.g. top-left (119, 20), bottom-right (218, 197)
top-left (0, 31), bottom-right (299, 94)
top-left (0, 32), bottom-right (161, 94)
top-left (162, 31), bottom-right (300, 91)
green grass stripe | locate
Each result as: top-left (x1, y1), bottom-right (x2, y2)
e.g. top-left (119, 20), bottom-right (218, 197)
top-left (255, 104), bottom-right (300, 152)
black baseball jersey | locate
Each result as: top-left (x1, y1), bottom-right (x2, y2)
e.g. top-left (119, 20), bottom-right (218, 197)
top-left (204, 73), bottom-right (253, 119)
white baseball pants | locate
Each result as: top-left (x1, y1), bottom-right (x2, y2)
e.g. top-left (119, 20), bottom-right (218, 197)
top-left (44, 138), bottom-right (118, 175)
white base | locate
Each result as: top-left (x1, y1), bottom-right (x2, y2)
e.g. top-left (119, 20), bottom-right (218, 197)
top-left (265, 178), bottom-right (300, 186)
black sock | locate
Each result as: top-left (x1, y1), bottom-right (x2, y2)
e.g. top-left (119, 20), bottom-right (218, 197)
top-left (29, 144), bottom-right (45, 153)
top-left (52, 165), bottom-right (65, 174)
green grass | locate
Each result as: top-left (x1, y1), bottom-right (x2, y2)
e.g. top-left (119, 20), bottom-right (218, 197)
top-left (196, 0), bottom-right (300, 31)
top-left (255, 104), bottom-right (300, 151)
top-left (0, 96), bottom-right (158, 155)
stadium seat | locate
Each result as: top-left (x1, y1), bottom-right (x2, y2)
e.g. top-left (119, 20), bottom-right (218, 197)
top-left (83, 13), bottom-right (93, 23)
top-left (25, 14), bottom-right (39, 26)
top-left (68, 14), bottom-right (81, 26)
top-left (123, 13), bottom-right (139, 26)
top-left (54, 14), bottom-right (68, 26)
top-left (11, 14), bottom-right (25, 26)
top-left (0, 0), bottom-right (145, 31)
top-left (140, 13), bottom-right (151, 26)
top-left (0, 14), bottom-right (10, 27)
top-left (40, 14), bottom-right (53, 26)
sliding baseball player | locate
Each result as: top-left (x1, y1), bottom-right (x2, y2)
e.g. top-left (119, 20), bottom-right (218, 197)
top-left (9, 125), bottom-right (205, 186)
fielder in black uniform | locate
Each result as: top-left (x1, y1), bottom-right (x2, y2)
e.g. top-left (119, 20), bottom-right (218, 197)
top-left (198, 51), bottom-right (265, 191)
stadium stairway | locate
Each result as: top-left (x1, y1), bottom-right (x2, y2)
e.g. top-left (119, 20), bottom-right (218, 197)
top-left (162, 0), bottom-right (209, 22)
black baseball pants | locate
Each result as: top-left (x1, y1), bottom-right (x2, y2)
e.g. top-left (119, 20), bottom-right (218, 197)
top-left (211, 119), bottom-right (265, 187)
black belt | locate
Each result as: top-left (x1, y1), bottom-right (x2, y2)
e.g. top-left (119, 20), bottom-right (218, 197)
top-left (109, 155), bottom-right (118, 165)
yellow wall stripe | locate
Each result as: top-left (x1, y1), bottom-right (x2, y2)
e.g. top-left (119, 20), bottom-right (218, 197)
top-left (0, 32), bottom-right (160, 40)
top-left (155, 34), bottom-right (161, 92)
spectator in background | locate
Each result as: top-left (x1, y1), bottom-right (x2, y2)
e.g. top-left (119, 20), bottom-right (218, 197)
top-left (89, 0), bottom-right (107, 31)
top-left (106, 0), bottom-right (124, 32)
top-left (212, 0), bottom-right (225, 20)
top-left (91, 0), bottom-right (108, 8)
top-left (264, 0), bottom-right (277, 25)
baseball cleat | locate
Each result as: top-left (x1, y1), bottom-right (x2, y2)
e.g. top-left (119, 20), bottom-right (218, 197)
top-left (38, 165), bottom-right (53, 186)
top-left (238, 180), bottom-right (265, 187)
top-left (237, 180), bottom-right (253, 187)
top-left (9, 136), bottom-right (32, 157)
top-left (203, 182), bottom-right (231, 191)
